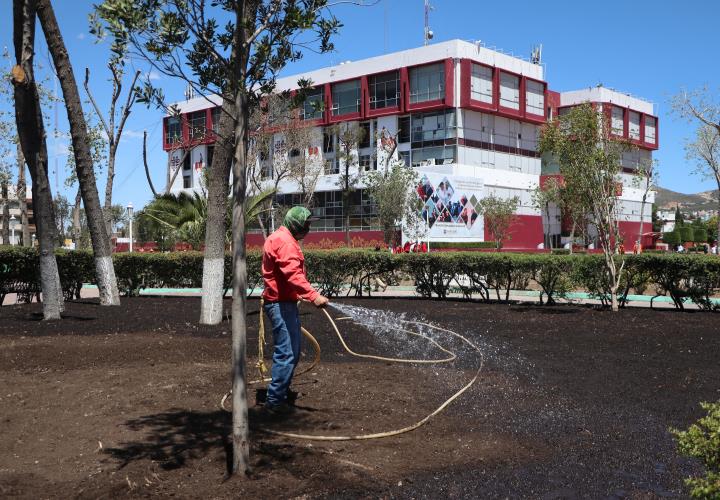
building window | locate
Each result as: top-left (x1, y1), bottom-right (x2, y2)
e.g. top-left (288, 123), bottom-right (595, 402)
top-left (325, 158), bottom-right (340, 175)
top-left (611, 106), bottom-right (625, 135)
top-left (188, 111), bottom-right (207, 141)
top-left (359, 154), bottom-right (374, 171)
top-left (411, 110), bottom-right (456, 145)
top-left (499, 72), bottom-right (520, 110)
top-left (359, 122), bottom-right (371, 149)
top-left (183, 175), bottom-right (192, 188)
top-left (470, 64), bottom-right (493, 104)
top-left (409, 63), bottom-right (445, 104)
top-left (629, 111), bottom-right (641, 140)
top-left (165, 116), bottom-right (182, 144)
top-left (645, 116), bottom-right (656, 144)
top-left (411, 145), bottom-right (456, 167)
top-left (302, 87), bottom-right (324, 120)
top-left (399, 150), bottom-right (410, 167)
top-left (332, 79), bottom-right (361, 116)
top-left (211, 107), bottom-right (221, 132)
top-left (398, 116), bottom-right (411, 143)
top-left (525, 80), bottom-right (545, 116)
top-left (369, 70), bottom-right (400, 109)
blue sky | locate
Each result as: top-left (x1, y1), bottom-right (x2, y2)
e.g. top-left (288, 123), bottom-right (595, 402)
top-left (1, 0), bottom-right (718, 210)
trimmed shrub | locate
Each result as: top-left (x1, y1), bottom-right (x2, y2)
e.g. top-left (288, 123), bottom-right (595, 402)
top-left (663, 231), bottom-right (680, 247)
top-left (694, 228), bottom-right (708, 244)
top-left (679, 226), bottom-right (694, 244)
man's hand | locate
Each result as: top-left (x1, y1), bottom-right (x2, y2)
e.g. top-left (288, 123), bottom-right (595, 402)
top-left (313, 295), bottom-right (329, 308)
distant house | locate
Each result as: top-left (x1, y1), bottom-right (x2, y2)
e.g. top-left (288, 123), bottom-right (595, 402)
top-left (657, 209), bottom-right (675, 232)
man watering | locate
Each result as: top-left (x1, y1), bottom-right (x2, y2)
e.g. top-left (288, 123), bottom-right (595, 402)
top-left (261, 206), bottom-right (329, 415)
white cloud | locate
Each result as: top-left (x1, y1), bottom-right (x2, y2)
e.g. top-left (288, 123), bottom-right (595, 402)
top-left (145, 70), bottom-right (161, 81)
top-left (77, 33), bottom-right (86, 40)
top-left (122, 129), bottom-right (145, 140)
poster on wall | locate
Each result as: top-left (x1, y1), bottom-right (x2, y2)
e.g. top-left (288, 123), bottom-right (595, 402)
top-left (414, 173), bottom-right (485, 241)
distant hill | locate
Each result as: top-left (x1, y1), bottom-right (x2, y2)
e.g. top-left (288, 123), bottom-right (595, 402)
top-left (655, 187), bottom-right (719, 213)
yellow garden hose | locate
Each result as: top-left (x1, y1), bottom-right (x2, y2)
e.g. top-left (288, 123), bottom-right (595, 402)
top-left (221, 300), bottom-right (484, 441)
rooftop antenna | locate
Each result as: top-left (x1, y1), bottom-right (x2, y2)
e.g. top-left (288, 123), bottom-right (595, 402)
top-left (184, 84), bottom-right (195, 101)
top-left (424, 0), bottom-right (434, 46)
top-left (530, 44), bottom-right (543, 65)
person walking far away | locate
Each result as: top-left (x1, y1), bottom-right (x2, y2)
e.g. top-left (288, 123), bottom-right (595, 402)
top-left (261, 206), bottom-right (329, 416)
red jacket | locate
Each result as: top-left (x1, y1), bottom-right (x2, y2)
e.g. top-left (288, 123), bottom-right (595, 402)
top-left (262, 226), bottom-right (319, 302)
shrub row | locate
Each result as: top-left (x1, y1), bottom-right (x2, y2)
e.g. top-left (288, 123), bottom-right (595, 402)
top-left (2, 247), bottom-right (719, 310)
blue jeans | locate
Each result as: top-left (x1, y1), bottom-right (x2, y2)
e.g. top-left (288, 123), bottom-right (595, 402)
top-left (263, 301), bottom-right (302, 407)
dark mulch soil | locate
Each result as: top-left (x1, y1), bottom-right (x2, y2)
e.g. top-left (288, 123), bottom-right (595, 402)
top-left (1, 297), bottom-right (718, 499)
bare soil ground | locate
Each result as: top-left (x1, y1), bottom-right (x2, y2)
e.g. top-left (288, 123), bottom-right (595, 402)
top-left (1, 297), bottom-right (718, 499)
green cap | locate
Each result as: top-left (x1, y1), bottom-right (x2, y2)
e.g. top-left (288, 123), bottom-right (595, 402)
top-left (282, 206), bottom-right (317, 234)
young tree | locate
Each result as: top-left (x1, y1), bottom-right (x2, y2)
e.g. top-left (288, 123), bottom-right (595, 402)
top-left (53, 194), bottom-right (71, 244)
top-left (94, 1), bottom-right (341, 335)
top-left (673, 88), bottom-right (720, 244)
top-left (632, 159), bottom-right (659, 251)
top-left (11, 0), bottom-right (63, 319)
top-left (365, 127), bottom-right (418, 245)
top-left (83, 61), bottom-right (141, 235)
top-left (36, 0), bottom-right (120, 306)
top-left (531, 176), bottom-right (563, 249)
top-left (477, 194), bottom-right (519, 250)
top-left (16, 145), bottom-right (30, 246)
top-left (539, 103), bottom-right (633, 311)
top-left (332, 122), bottom-right (364, 246)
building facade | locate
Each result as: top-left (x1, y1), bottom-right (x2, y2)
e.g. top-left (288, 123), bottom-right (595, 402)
top-left (162, 39), bottom-right (658, 249)
top-left (0, 185), bottom-right (35, 246)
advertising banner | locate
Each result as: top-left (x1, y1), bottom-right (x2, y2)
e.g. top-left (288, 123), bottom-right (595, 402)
top-left (415, 173), bottom-right (485, 240)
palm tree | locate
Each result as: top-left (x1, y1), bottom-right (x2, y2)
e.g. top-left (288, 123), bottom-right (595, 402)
top-left (142, 189), bottom-right (275, 250)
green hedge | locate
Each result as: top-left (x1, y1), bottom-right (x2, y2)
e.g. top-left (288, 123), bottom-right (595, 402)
top-left (2, 247), bottom-right (719, 311)
top-left (679, 226), bottom-right (694, 243)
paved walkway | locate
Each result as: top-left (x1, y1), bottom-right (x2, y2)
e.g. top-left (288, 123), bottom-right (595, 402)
top-left (2, 284), bottom-right (707, 310)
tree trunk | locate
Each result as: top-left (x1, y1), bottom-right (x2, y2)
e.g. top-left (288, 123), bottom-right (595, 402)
top-left (72, 188), bottom-right (81, 246)
top-left (1, 180), bottom-right (9, 244)
top-left (143, 131), bottom-right (157, 197)
top-left (103, 144), bottom-right (117, 236)
top-left (12, 0), bottom-right (63, 320)
top-left (231, 91), bottom-right (250, 477)
top-left (200, 100), bottom-right (235, 325)
top-left (36, 0), bottom-right (120, 306)
top-left (17, 144), bottom-right (30, 246)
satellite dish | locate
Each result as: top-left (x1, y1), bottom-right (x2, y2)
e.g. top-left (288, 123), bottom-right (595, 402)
top-left (427, 30), bottom-right (434, 40)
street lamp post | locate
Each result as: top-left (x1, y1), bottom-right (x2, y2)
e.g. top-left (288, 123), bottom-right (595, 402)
top-left (127, 202), bottom-right (134, 253)
top-left (9, 214), bottom-right (18, 246)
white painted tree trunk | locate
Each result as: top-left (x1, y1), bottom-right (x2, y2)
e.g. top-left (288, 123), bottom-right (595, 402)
top-left (200, 257), bottom-right (225, 324)
top-left (95, 256), bottom-right (120, 305)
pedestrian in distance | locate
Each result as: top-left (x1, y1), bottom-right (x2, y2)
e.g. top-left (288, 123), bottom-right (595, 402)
top-left (261, 206), bottom-right (329, 416)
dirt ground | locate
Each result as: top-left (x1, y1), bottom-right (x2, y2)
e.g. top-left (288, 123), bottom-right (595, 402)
top-left (1, 297), bottom-right (718, 499)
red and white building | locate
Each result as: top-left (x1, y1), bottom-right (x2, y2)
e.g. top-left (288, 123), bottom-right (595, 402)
top-left (162, 39), bottom-right (658, 249)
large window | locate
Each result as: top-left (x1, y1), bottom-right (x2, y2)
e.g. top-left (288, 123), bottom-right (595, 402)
top-left (211, 107), bottom-right (221, 132)
top-left (332, 79), bottom-right (361, 116)
top-left (611, 106), bottom-right (625, 135)
top-left (411, 146), bottom-right (456, 167)
top-left (499, 72), bottom-right (520, 110)
top-left (188, 111), bottom-right (207, 141)
top-left (302, 87), bottom-right (324, 120)
top-left (398, 116), bottom-right (411, 143)
top-left (409, 63), bottom-right (445, 104)
top-left (629, 111), bottom-right (641, 140)
top-left (645, 116), bottom-right (656, 144)
top-left (359, 122), bottom-right (371, 149)
top-left (410, 110), bottom-right (456, 145)
top-left (525, 80), bottom-right (545, 116)
top-left (471, 64), bottom-right (493, 104)
top-left (165, 116), bottom-right (181, 144)
top-left (369, 71), bottom-right (399, 109)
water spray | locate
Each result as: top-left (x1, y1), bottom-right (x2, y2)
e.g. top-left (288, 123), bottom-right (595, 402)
top-left (221, 301), bottom-right (484, 441)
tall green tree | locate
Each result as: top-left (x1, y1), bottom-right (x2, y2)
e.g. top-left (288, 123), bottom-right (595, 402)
top-left (539, 103), bottom-right (633, 311)
top-left (477, 194), bottom-right (519, 250)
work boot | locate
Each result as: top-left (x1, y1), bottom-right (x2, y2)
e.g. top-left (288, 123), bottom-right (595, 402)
top-left (262, 402), bottom-right (295, 419)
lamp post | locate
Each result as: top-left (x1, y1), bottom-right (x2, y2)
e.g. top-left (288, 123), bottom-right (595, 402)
top-left (127, 202), bottom-right (134, 252)
top-left (9, 214), bottom-right (18, 246)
